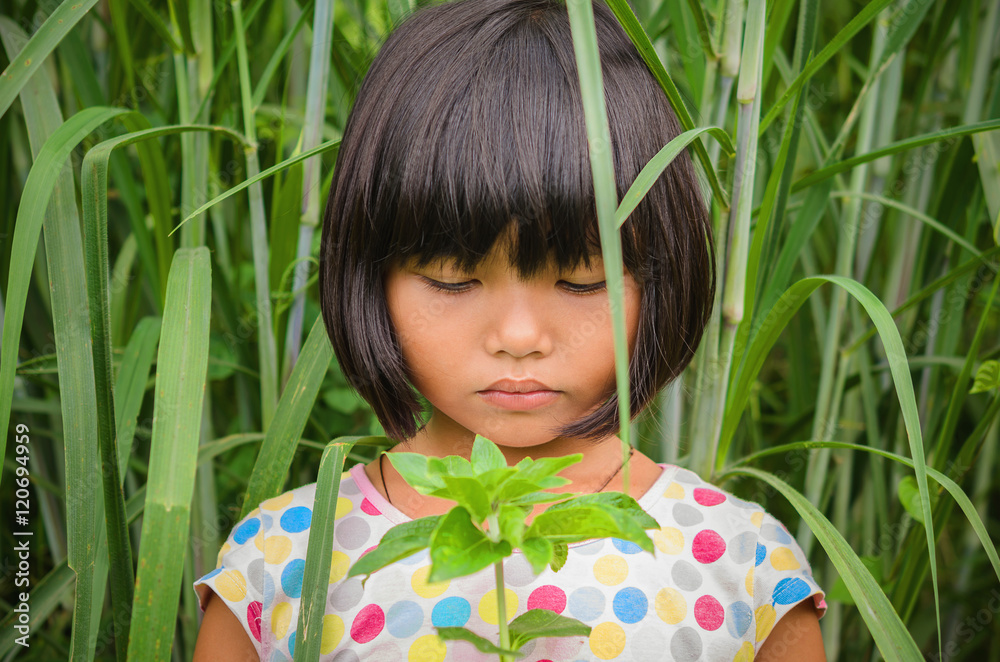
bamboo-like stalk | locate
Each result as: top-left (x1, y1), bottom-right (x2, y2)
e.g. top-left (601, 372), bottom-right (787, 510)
top-left (697, 0), bottom-right (763, 480)
top-left (283, 0), bottom-right (334, 383)
top-left (232, 0), bottom-right (279, 428)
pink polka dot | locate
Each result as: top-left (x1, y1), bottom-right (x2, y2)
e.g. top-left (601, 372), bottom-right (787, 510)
top-left (693, 488), bottom-right (726, 506)
top-left (247, 601), bottom-right (262, 642)
top-left (694, 595), bottom-right (724, 630)
top-left (359, 544), bottom-right (378, 558)
top-left (361, 498), bottom-right (381, 515)
top-left (350, 604), bottom-right (385, 643)
top-left (526, 585), bottom-right (567, 614)
top-left (691, 529), bottom-right (726, 564)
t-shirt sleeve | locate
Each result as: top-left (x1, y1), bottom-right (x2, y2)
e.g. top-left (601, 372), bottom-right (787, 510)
top-left (750, 509), bottom-right (827, 653)
top-left (192, 508), bottom-right (265, 656)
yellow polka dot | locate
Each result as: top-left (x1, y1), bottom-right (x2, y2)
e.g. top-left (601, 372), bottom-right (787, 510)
top-left (320, 614), bottom-right (345, 654)
top-left (479, 588), bottom-right (519, 625)
top-left (593, 555), bottom-right (628, 586)
top-left (751, 511), bottom-right (764, 527)
top-left (253, 528), bottom-right (265, 552)
top-left (408, 634), bottom-right (446, 662)
top-left (755, 604), bottom-right (776, 642)
top-left (654, 587), bottom-right (686, 624)
top-left (770, 547), bottom-right (800, 571)
top-left (733, 641), bottom-right (755, 662)
top-left (261, 493), bottom-right (293, 511)
top-left (411, 565), bottom-right (449, 598)
top-left (264, 535), bottom-right (292, 564)
top-left (335, 497), bottom-right (353, 519)
top-left (663, 482), bottom-right (685, 499)
top-left (329, 550), bottom-right (350, 583)
top-left (745, 568), bottom-right (755, 596)
top-left (214, 569), bottom-right (247, 602)
top-left (216, 542), bottom-right (231, 566)
top-left (247, 507), bottom-right (260, 518)
top-left (589, 622), bottom-right (626, 659)
top-left (653, 527), bottom-right (684, 554)
top-left (271, 601), bottom-right (292, 639)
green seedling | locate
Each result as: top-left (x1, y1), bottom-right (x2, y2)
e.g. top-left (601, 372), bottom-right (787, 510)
top-left (347, 435), bottom-right (660, 660)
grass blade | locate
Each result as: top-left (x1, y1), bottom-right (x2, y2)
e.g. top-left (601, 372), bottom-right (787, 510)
top-left (125, 247), bottom-right (212, 661)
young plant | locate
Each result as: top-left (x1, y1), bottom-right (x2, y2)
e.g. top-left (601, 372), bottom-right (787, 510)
top-left (347, 435), bottom-right (660, 660)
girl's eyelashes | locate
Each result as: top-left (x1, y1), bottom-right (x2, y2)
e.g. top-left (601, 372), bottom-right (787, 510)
top-left (419, 276), bottom-right (606, 295)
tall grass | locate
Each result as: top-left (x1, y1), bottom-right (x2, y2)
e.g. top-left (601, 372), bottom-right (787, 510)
top-left (1, 0), bottom-right (998, 659)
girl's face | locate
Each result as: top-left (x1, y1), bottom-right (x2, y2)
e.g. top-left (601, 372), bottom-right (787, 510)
top-left (384, 235), bottom-right (642, 452)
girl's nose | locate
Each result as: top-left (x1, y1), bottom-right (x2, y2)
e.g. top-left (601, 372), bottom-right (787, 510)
top-left (484, 290), bottom-right (554, 359)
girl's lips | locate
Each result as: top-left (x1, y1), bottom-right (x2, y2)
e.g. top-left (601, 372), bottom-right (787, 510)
top-left (477, 390), bottom-right (560, 411)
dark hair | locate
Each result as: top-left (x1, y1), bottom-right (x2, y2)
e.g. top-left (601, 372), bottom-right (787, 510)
top-left (320, 0), bottom-right (715, 442)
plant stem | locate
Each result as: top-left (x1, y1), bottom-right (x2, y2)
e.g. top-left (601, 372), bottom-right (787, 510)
top-left (494, 560), bottom-right (512, 662)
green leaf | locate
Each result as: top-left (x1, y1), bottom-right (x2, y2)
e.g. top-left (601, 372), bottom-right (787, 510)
top-left (436, 627), bottom-right (524, 658)
top-left (508, 609), bottom-right (592, 650)
top-left (519, 537), bottom-right (553, 575)
top-left (428, 508), bottom-right (511, 583)
top-left (526, 505), bottom-right (654, 553)
top-left (897, 476), bottom-right (937, 524)
top-left (970, 360), bottom-right (1000, 394)
top-left (348, 516), bottom-right (441, 579)
top-left (549, 543), bottom-right (568, 572)
top-left (497, 504), bottom-right (530, 547)
top-left (428, 456), bottom-right (475, 478)
top-left (387, 452), bottom-right (446, 493)
top-left (546, 492), bottom-right (659, 530)
top-left (439, 476), bottom-right (492, 524)
top-left (471, 434), bottom-right (507, 473)
top-left (828, 556), bottom-right (885, 605)
top-left (511, 454), bottom-right (582, 485)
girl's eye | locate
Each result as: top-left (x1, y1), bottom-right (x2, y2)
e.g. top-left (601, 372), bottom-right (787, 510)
top-left (561, 280), bottom-right (607, 294)
top-left (421, 277), bottom-right (475, 293)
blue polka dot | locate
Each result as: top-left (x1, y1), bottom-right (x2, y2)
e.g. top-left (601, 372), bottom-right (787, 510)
top-left (568, 586), bottom-right (605, 622)
top-left (233, 519), bottom-right (260, 544)
top-left (612, 587), bottom-right (647, 624)
top-left (432, 597), bottom-right (471, 627)
top-left (288, 629), bottom-right (296, 656)
top-left (281, 559), bottom-right (305, 598)
top-left (726, 601), bottom-right (752, 638)
top-left (262, 572), bottom-right (275, 608)
top-left (387, 600), bottom-right (424, 637)
top-left (755, 543), bottom-right (767, 566)
top-left (260, 514), bottom-right (273, 530)
top-left (200, 567), bottom-right (222, 581)
top-left (772, 577), bottom-right (812, 605)
top-left (399, 549), bottom-right (428, 565)
top-left (280, 507), bottom-right (312, 533)
top-left (612, 538), bottom-right (642, 554)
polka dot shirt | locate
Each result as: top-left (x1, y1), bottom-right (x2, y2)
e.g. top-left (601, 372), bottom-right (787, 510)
top-left (193, 463), bottom-right (826, 661)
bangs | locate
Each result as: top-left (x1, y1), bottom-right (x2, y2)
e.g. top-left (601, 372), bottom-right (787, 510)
top-left (346, 0), bottom-right (652, 279)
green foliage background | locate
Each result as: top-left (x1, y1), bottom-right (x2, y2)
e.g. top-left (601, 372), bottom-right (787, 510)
top-left (0, 0), bottom-right (998, 659)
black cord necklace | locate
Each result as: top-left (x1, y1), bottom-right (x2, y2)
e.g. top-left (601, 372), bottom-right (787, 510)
top-left (378, 448), bottom-right (635, 506)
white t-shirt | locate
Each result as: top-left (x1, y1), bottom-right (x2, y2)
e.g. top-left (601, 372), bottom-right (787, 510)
top-left (194, 462), bottom-right (826, 661)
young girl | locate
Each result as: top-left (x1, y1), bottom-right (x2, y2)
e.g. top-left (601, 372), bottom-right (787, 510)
top-left (193, 0), bottom-right (827, 659)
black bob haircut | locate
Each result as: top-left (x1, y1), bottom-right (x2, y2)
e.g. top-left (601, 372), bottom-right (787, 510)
top-left (320, 0), bottom-right (716, 443)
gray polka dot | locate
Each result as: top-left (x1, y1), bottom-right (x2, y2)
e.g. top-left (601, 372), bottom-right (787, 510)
top-left (760, 523), bottom-right (792, 543)
top-left (366, 641), bottom-right (401, 659)
top-left (339, 479), bottom-right (361, 495)
top-left (332, 650), bottom-right (360, 662)
top-left (329, 577), bottom-right (364, 611)
top-left (248, 558), bottom-right (264, 593)
top-left (727, 531), bottom-right (756, 564)
top-left (673, 468), bottom-right (701, 484)
top-left (671, 560), bottom-right (703, 591)
top-left (335, 516), bottom-right (371, 550)
top-left (260, 514), bottom-right (273, 530)
top-left (672, 503), bottom-right (704, 527)
top-left (728, 496), bottom-right (757, 509)
top-left (503, 553), bottom-right (539, 587)
top-left (630, 625), bottom-right (668, 659)
top-left (573, 539), bottom-right (605, 555)
top-left (519, 640), bottom-right (536, 657)
top-left (670, 626), bottom-right (703, 661)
